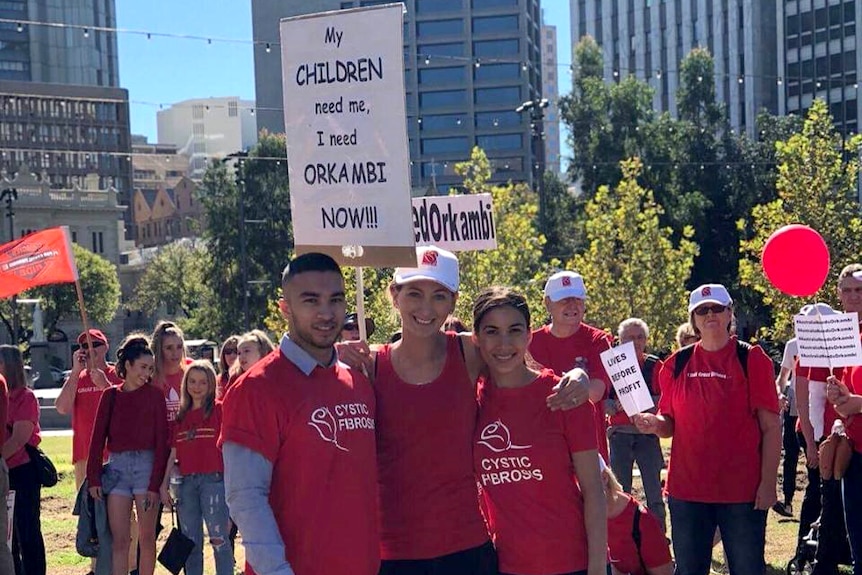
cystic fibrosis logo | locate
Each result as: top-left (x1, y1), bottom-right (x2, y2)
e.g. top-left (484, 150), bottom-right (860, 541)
top-left (422, 250), bottom-right (438, 266)
top-left (477, 420), bottom-right (531, 453)
top-left (701, 286), bottom-right (712, 296)
top-left (561, 276), bottom-right (572, 287)
top-left (308, 402), bottom-right (375, 452)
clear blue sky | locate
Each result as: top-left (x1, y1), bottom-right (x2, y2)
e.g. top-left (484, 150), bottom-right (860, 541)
top-left (117, 1), bottom-right (571, 146)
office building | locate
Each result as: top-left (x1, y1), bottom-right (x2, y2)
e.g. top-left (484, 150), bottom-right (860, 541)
top-left (779, 1), bottom-right (858, 135)
top-left (157, 97), bottom-right (258, 177)
top-left (541, 22), bottom-right (561, 175)
top-left (251, 0), bottom-right (543, 193)
top-left (0, 0), bottom-right (119, 86)
top-left (570, 0), bottom-right (778, 135)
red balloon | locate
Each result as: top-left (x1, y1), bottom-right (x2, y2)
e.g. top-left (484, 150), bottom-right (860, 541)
top-left (762, 224), bottom-right (830, 297)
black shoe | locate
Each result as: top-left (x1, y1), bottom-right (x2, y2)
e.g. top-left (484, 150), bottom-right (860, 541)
top-left (772, 501), bottom-right (793, 517)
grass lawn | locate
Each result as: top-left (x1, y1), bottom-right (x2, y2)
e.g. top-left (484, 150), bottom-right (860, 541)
top-left (36, 435), bottom-right (848, 574)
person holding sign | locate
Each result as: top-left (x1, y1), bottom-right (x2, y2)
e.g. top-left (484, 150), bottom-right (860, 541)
top-left (220, 253), bottom-right (379, 575)
top-left (337, 246), bottom-right (590, 575)
top-left (606, 318), bottom-right (666, 530)
top-left (471, 286), bottom-right (607, 575)
top-left (529, 271), bottom-right (614, 461)
top-left (633, 284), bottom-right (780, 575)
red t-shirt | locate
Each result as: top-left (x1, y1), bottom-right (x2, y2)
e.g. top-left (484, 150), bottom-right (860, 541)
top-left (72, 366), bottom-right (122, 463)
top-left (86, 384), bottom-right (169, 491)
top-left (375, 333), bottom-right (489, 560)
top-left (219, 350), bottom-right (379, 575)
top-left (608, 358), bottom-right (662, 428)
top-left (475, 370), bottom-right (597, 575)
top-left (841, 366), bottom-right (862, 453)
top-left (5, 386), bottom-right (38, 469)
top-left (658, 339), bottom-right (778, 502)
top-left (0, 376), bottom-right (7, 451)
top-left (173, 403), bottom-right (223, 475)
top-left (160, 371), bottom-right (185, 422)
top-left (796, 365), bottom-right (843, 440)
top-left (529, 323), bottom-right (613, 461)
top-left (607, 495), bottom-right (672, 575)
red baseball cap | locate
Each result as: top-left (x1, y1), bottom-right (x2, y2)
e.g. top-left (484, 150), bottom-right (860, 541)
top-left (77, 329), bottom-right (108, 346)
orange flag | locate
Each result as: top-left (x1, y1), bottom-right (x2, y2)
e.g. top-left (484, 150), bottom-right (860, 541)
top-left (0, 226), bottom-right (78, 299)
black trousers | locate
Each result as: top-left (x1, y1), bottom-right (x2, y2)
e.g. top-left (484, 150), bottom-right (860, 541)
top-left (782, 414), bottom-right (800, 504)
top-left (378, 541), bottom-right (497, 575)
top-left (8, 460), bottom-right (46, 575)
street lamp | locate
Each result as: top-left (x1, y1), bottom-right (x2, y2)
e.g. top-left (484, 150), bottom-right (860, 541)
top-left (515, 98), bottom-right (549, 229)
top-left (1, 185), bottom-right (19, 342)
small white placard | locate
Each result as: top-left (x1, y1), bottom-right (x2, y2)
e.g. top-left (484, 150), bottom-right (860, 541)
top-left (794, 311), bottom-right (862, 368)
top-left (600, 341), bottom-right (654, 416)
top-left (412, 194), bottom-right (496, 251)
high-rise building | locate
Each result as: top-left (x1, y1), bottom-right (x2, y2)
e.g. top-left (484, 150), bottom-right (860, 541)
top-left (541, 22), bottom-right (561, 175)
top-left (779, 1), bottom-right (858, 135)
top-left (570, 0), bottom-right (778, 135)
top-left (156, 97), bottom-right (258, 178)
top-left (0, 0), bottom-right (119, 86)
top-left (251, 0), bottom-right (543, 193)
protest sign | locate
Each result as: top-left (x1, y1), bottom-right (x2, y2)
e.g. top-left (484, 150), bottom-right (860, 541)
top-left (794, 311), bottom-right (862, 368)
top-left (280, 4), bottom-right (416, 266)
top-left (600, 341), bottom-right (654, 417)
top-left (412, 194), bottom-right (496, 251)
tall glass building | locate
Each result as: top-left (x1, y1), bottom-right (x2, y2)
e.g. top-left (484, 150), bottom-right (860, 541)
top-left (252, 0), bottom-right (544, 193)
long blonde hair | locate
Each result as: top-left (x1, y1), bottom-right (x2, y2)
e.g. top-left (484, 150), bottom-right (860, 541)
top-left (151, 321), bottom-right (186, 385)
top-left (176, 360), bottom-right (217, 422)
top-left (229, 329), bottom-right (275, 377)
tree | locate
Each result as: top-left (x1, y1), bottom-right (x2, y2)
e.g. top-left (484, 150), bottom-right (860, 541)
top-left (739, 99), bottom-right (862, 339)
top-left (26, 244), bottom-right (121, 334)
top-left (541, 171), bottom-right (579, 261)
top-left (129, 240), bottom-right (214, 333)
top-left (571, 158), bottom-right (699, 350)
top-left (197, 131), bottom-right (294, 338)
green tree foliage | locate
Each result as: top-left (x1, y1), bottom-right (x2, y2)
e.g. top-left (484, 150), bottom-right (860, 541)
top-left (129, 240), bottom-right (214, 333)
top-left (739, 100), bottom-right (862, 339)
top-left (197, 131), bottom-right (293, 338)
top-left (571, 158), bottom-right (699, 350)
top-left (27, 244), bottom-right (121, 333)
top-left (541, 171), bottom-right (579, 261)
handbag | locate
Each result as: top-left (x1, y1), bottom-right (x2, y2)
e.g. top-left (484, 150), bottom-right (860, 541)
top-left (73, 478), bottom-right (99, 557)
top-left (157, 507), bottom-right (195, 575)
top-left (24, 443), bottom-right (57, 488)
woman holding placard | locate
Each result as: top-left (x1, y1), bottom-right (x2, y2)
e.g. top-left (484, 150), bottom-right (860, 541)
top-left (633, 284), bottom-right (780, 575)
top-left (471, 286), bottom-right (606, 575)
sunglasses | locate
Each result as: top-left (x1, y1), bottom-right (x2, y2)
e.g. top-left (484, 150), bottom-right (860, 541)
top-left (80, 342), bottom-right (105, 350)
top-left (694, 304), bottom-right (728, 316)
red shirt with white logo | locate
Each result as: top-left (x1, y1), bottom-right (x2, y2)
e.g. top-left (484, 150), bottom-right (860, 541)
top-left (219, 350), bottom-right (379, 575)
top-left (658, 338), bottom-right (778, 502)
top-left (160, 370), bottom-right (184, 422)
top-left (6, 386), bottom-right (39, 469)
top-left (474, 370), bottom-right (597, 575)
top-left (608, 358), bottom-right (662, 428)
top-left (840, 365), bottom-right (862, 453)
top-left (375, 333), bottom-right (489, 560)
top-left (607, 495), bottom-right (672, 575)
top-left (529, 323), bottom-right (613, 460)
top-left (796, 365), bottom-right (842, 440)
top-left (172, 403), bottom-right (223, 476)
top-left (72, 366), bottom-right (122, 463)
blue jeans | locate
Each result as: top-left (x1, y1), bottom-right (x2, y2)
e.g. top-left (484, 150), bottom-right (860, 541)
top-left (843, 452), bottom-right (862, 575)
top-left (177, 472), bottom-right (234, 575)
top-left (608, 430), bottom-right (666, 529)
top-left (668, 497), bottom-right (766, 575)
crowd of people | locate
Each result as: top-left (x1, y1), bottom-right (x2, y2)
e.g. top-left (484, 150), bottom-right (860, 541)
top-left (0, 246), bottom-right (861, 575)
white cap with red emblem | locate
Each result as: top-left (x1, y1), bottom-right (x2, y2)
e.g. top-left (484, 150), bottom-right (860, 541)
top-left (394, 245), bottom-right (460, 292)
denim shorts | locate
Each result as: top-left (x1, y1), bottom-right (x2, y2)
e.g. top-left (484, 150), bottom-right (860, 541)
top-left (102, 450), bottom-right (155, 497)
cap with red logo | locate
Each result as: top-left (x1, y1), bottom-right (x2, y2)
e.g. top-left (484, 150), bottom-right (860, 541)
top-left (394, 246), bottom-right (459, 292)
top-left (77, 328), bottom-right (108, 345)
top-left (544, 271), bottom-right (588, 302)
top-left (688, 284), bottom-right (733, 313)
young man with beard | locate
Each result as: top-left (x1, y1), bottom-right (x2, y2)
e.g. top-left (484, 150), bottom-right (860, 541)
top-left (219, 253), bottom-right (379, 575)
top-left (529, 271), bottom-right (614, 460)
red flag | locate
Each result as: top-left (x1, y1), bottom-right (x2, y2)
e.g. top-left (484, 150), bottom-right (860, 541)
top-left (0, 226), bottom-right (79, 299)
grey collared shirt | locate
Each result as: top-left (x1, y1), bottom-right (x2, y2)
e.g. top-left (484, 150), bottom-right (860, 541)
top-left (223, 334), bottom-right (337, 575)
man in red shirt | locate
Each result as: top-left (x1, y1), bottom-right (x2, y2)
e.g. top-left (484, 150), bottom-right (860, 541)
top-left (529, 270), bottom-right (613, 460)
top-left (55, 329), bottom-right (122, 488)
top-left (220, 253), bottom-right (378, 575)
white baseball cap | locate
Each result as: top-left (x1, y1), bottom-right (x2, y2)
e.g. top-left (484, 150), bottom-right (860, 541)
top-left (544, 271), bottom-right (588, 302)
top-left (688, 284), bottom-right (733, 313)
top-left (803, 302), bottom-right (837, 316)
top-left (394, 246), bottom-right (459, 292)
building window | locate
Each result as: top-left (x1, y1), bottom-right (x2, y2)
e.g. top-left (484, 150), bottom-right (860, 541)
top-left (472, 0), bottom-right (517, 9)
top-left (419, 90), bottom-right (468, 108)
top-left (417, 19), bottom-right (462, 37)
top-left (418, 66), bottom-right (467, 84)
top-left (474, 62), bottom-right (520, 82)
top-left (419, 42), bottom-right (466, 57)
top-left (192, 105), bottom-right (204, 120)
top-left (228, 101), bottom-right (238, 117)
top-left (472, 15), bottom-right (519, 34)
top-left (477, 133), bottom-right (523, 151)
top-left (421, 136), bottom-right (470, 154)
top-left (92, 231), bottom-right (104, 254)
top-left (475, 111), bottom-right (520, 128)
top-left (474, 39), bottom-right (519, 57)
top-left (416, 0), bottom-right (462, 13)
top-left (474, 86), bottom-right (520, 106)
top-left (420, 114), bottom-right (468, 131)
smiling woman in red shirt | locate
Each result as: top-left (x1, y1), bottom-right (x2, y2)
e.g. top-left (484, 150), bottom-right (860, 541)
top-left (87, 334), bottom-right (169, 575)
top-left (472, 287), bottom-right (606, 575)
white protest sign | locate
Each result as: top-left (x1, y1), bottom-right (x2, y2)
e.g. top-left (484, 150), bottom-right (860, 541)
top-left (600, 341), bottom-right (654, 417)
top-left (280, 4), bottom-right (416, 266)
top-left (794, 311), bottom-right (862, 368)
top-left (412, 194), bottom-right (496, 251)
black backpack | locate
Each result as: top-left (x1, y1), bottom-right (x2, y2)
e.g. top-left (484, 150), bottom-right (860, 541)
top-left (672, 340), bottom-right (752, 380)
